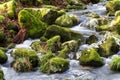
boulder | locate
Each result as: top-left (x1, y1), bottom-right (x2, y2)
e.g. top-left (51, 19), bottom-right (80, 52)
top-left (86, 35), bottom-right (98, 45)
top-left (0, 49), bottom-right (7, 64)
top-left (79, 48), bottom-right (104, 67)
top-left (13, 57), bottom-right (33, 72)
top-left (39, 53), bottom-right (69, 73)
top-left (0, 0), bottom-right (18, 19)
top-left (43, 25), bottom-right (82, 42)
top-left (98, 37), bottom-right (119, 57)
top-left (0, 69), bottom-right (5, 80)
top-left (106, 0), bottom-right (120, 15)
top-left (55, 14), bottom-right (79, 27)
top-left (18, 9), bottom-right (47, 38)
top-left (11, 48), bottom-right (39, 67)
top-left (109, 56), bottom-right (120, 71)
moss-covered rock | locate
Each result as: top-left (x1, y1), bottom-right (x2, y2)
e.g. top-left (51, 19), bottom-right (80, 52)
top-left (55, 14), bottom-right (79, 27)
top-left (31, 36), bottom-right (61, 54)
top-left (41, 9), bottom-right (62, 25)
top-left (13, 57), bottom-right (33, 72)
top-left (40, 55), bottom-right (69, 73)
top-left (0, 70), bottom-right (5, 80)
top-left (43, 25), bottom-right (82, 42)
top-left (46, 35), bottom-right (61, 53)
top-left (11, 48), bottom-right (39, 67)
top-left (86, 35), bottom-right (98, 45)
top-left (61, 40), bottom-right (79, 52)
top-left (95, 25), bottom-right (111, 31)
top-left (109, 56), bottom-right (120, 71)
top-left (115, 10), bottom-right (120, 17)
top-left (106, 0), bottom-right (120, 15)
top-left (18, 9), bottom-right (47, 38)
top-left (58, 46), bottom-right (70, 58)
top-left (0, 49), bottom-right (7, 64)
top-left (0, 0), bottom-right (18, 19)
top-left (98, 37), bottom-right (119, 57)
top-left (79, 48), bottom-right (104, 67)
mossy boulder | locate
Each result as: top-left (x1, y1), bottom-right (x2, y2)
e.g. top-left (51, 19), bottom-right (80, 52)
top-left (0, 49), bottom-right (7, 64)
top-left (61, 40), bottom-right (79, 52)
top-left (43, 25), bottom-right (82, 42)
top-left (31, 36), bottom-right (61, 54)
top-left (46, 35), bottom-right (61, 53)
top-left (95, 25), bottom-right (111, 31)
top-left (106, 0), bottom-right (120, 15)
top-left (18, 9), bottom-right (47, 38)
top-left (41, 9), bottom-right (62, 25)
top-left (109, 56), bottom-right (120, 71)
top-left (98, 37), bottom-right (119, 57)
top-left (0, 0), bottom-right (18, 19)
top-left (40, 55), bottom-right (69, 73)
top-left (11, 48), bottom-right (39, 67)
top-left (55, 14), bottom-right (79, 27)
top-left (13, 58), bottom-right (33, 72)
top-left (0, 70), bottom-right (5, 80)
top-left (79, 48), bottom-right (104, 67)
top-left (58, 46), bottom-right (70, 58)
top-left (115, 10), bottom-right (120, 17)
top-left (86, 35), bottom-right (98, 45)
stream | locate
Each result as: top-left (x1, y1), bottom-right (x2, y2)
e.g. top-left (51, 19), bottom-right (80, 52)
top-left (1, 1), bottom-right (120, 80)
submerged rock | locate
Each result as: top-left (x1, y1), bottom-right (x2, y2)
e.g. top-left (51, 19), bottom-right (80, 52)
top-left (0, 0), bottom-right (18, 19)
top-left (13, 57), bottom-right (33, 72)
top-left (18, 9), bottom-right (47, 38)
top-left (79, 48), bottom-right (104, 67)
top-left (86, 35), bottom-right (98, 45)
top-left (11, 48), bottom-right (39, 67)
top-left (109, 56), bottom-right (120, 71)
top-left (39, 53), bottom-right (69, 73)
top-left (0, 49), bottom-right (7, 64)
top-left (43, 25), bottom-right (83, 42)
top-left (98, 37), bottom-right (119, 57)
top-left (55, 14), bottom-right (79, 27)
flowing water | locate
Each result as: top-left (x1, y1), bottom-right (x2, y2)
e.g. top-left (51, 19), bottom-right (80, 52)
top-left (2, 1), bottom-right (120, 80)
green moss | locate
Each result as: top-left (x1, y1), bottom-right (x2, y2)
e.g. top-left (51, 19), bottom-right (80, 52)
top-left (0, 0), bottom-right (18, 19)
top-left (18, 9), bottom-right (47, 38)
top-left (46, 35), bottom-right (61, 53)
top-left (106, 0), bottom-right (120, 14)
top-left (13, 57), bottom-right (33, 72)
top-left (43, 25), bottom-right (82, 42)
top-left (39, 56), bottom-right (69, 73)
top-left (115, 10), bottom-right (120, 17)
top-left (86, 35), bottom-right (98, 45)
top-left (61, 40), bottom-right (79, 52)
top-left (55, 14), bottom-right (79, 27)
top-left (20, 0), bottom-right (42, 6)
top-left (58, 46), bottom-right (70, 58)
top-left (0, 49), bottom-right (7, 64)
top-left (109, 56), bottom-right (120, 71)
top-left (41, 9), bottom-right (60, 25)
top-left (0, 15), bottom-right (5, 23)
top-left (96, 25), bottom-right (111, 31)
top-left (0, 70), bottom-right (5, 80)
top-left (98, 37), bottom-right (119, 57)
top-left (0, 28), bottom-right (6, 44)
top-left (79, 48), bottom-right (104, 67)
top-left (11, 48), bottom-right (39, 67)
